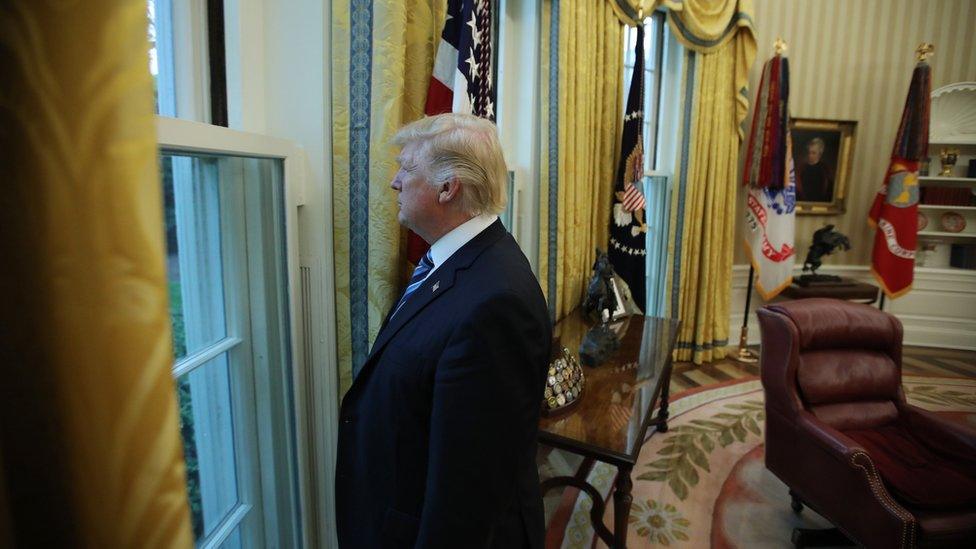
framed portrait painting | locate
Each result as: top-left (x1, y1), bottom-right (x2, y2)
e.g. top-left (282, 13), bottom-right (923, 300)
top-left (791, 118), bottom-right (857, 215)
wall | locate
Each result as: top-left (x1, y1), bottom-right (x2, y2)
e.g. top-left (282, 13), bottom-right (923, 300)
top-left (497, 0), bottom-right (543, 272)
top-left (735, 0), bottom-right (976, 267)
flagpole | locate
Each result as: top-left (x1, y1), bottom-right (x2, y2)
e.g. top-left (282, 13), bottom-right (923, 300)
top-left (734, 37), bottom-right (789, 365)
top-left (733, 265), bottom-right (759, 363)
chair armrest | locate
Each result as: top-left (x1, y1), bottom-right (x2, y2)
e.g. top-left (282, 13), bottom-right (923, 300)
top-left (789, 411), bottom-right (917, 548)
top-left (794, 411), bottom-right (865, 460)
top-left (902, 404), bottom-right (976, 455)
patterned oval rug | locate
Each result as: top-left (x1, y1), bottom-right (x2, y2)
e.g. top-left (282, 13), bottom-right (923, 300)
top-left (546, 375), bottom-right (976, 548)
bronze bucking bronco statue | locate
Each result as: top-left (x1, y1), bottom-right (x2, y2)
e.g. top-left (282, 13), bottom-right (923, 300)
top-left (799, 224), bottom-right (851, 285)
top-left (580, 250), bottom-right (621, 367)
top-left (582, 249), bottom-right (619, 322)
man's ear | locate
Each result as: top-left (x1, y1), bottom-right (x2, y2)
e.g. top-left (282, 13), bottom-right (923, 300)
top-left (438, 177), bottom-right (462, 204)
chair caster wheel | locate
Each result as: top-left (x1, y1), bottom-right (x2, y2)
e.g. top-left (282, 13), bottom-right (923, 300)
top-left (789, 490), bottom-right (803, 514)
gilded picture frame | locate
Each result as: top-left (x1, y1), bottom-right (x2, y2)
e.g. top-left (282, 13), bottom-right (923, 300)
top-left (791, 118), bottom-right (857, 215)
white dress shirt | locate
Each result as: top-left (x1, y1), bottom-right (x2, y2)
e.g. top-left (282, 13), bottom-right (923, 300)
top-left (426, 213), bottom-right (498, 278)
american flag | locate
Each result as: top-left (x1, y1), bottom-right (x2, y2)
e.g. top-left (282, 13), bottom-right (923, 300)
top-left (407, 0), bottom-right (496, 264)
top-left (620, 181), bottom-right (646, 212)
top-left (426, 0), bottom-right (495, 119)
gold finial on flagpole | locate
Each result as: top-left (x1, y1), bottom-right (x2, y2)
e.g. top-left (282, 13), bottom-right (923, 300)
top-left (774, 37), bottom-right (788, 56)
top-left (916, 42), bottom-right (934, 61)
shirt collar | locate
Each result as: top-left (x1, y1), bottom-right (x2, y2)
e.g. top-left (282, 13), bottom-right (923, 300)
top-left (428, 213), bottom-right (498, 271)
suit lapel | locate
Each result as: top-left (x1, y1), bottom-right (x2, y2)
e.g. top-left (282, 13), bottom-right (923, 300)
top-left (349, 220), bottom-right (508, 395)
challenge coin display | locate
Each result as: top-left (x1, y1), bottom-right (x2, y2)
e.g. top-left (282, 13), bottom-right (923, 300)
top-left (542, 347), bottom-right (586, 416)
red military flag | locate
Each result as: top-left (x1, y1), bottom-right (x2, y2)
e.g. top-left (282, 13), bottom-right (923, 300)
top-left (869, 49), bottom-right (932, 298)
top-left (406, 0), bottom-right (496, 264)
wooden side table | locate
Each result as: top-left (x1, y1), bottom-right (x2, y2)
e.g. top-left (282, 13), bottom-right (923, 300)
top-left (538, 310), bottom-right (680, 548)
top-left (781, 278), bottom-right (881, 305)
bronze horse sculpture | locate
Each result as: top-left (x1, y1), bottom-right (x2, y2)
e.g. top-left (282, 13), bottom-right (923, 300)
top-left (800, 224), bottom-right (851, 283)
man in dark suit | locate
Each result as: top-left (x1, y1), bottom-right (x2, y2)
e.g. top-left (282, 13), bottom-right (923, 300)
top-left (335, 113), bottom-right (552, 548)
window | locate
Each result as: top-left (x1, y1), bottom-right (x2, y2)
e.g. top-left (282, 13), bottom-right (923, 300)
top-left (151, 1), bottom-right (319, 546)
top-left (622, 12), bottom-right (666, 173)
top-left (149, 0), bottom-right (225, 124)
top-left (162, 148), bottom-right (299, 548)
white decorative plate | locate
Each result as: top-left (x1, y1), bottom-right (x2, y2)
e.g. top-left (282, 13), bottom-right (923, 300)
top-left (940, 211), bottom-right (966, 233)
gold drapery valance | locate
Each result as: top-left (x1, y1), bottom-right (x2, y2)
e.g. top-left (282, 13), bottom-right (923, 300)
top-left (610, 0), bottom-right (756, 135)
top-left (611, 0), bottom-right (753, 42)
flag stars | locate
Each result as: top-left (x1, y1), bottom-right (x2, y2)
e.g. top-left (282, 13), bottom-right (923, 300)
top-left (466, 49), bottom-right (479, 78)
top-left (623, 110), bottom-right (643, 122)
top-left (467, 12), bottom-right (480, 46)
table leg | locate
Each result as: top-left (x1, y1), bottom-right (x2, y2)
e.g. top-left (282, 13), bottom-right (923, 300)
top-left (613, 465), bottom-right (634, 549)
top-left (657, 366), bottom-right (672, 433)
top-left (540, 475), bottom-right (614, 546)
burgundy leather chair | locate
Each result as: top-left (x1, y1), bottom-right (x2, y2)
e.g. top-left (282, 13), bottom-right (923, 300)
top-left (757, 298), bottom-right (976, 548)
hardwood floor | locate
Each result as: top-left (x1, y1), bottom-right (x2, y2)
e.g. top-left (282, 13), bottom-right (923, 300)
top-left (671, 346), bottom-right (976, 393)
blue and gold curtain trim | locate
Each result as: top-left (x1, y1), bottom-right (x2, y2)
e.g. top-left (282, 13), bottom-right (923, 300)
top-left (332, 0), bottom-right (447, 395)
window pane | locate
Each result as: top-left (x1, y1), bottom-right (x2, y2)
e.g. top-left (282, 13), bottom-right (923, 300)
top-left (177, 353), bottom-right (239, 542)
top-left (218, 527), bottom-right (242, 549)
top-left (162, 154), bottom-right (228, 360)
top-left (160, 145), bottom-right (296, 546)
top-left (148, 0), bottom-right (177, 116)
top-left (624, 25), bottom-right (637, 66)
top-left (645, 16), bottom-right (658, 72)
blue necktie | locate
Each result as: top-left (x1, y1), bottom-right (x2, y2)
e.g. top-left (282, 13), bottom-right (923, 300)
top-left (391, 251), bottom-right (434, 318)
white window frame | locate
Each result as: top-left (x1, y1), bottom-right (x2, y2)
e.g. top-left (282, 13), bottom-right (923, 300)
top-left (645, 15), bottom-right (685, 317)
top-left (151, 0), bottom-right (211, 121)
top-left (158, 116), bottom-right (327, 548)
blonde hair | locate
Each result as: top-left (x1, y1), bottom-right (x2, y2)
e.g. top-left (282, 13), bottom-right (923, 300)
top-left (393, 113), bottom-right (508, 216)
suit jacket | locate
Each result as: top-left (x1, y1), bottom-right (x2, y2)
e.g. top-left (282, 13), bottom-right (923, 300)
top-left (335, 220), bottom-right (551, 549)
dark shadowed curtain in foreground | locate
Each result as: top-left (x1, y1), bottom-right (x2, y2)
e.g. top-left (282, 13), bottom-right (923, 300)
top-left (0, 1), bottom-right (192, 546)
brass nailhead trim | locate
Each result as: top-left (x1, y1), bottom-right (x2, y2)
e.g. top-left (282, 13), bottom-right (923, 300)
top-left (850, 451), bottom-right (917, 548)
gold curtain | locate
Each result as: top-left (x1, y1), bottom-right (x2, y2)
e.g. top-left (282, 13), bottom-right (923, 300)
top-left (332, 0), bottom-right (446, 395)
top-left (664, 0), bottom-right (757, 363)
top-left (0, 1), bottom-right (192, 546)
top-left (539, 0), bottom-right (624, 321)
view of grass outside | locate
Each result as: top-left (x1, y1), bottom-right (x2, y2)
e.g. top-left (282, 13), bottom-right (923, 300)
top-left (164, 153), bottom-right (205, 540)
top-left (170, 281), bottom-right (203, 540)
